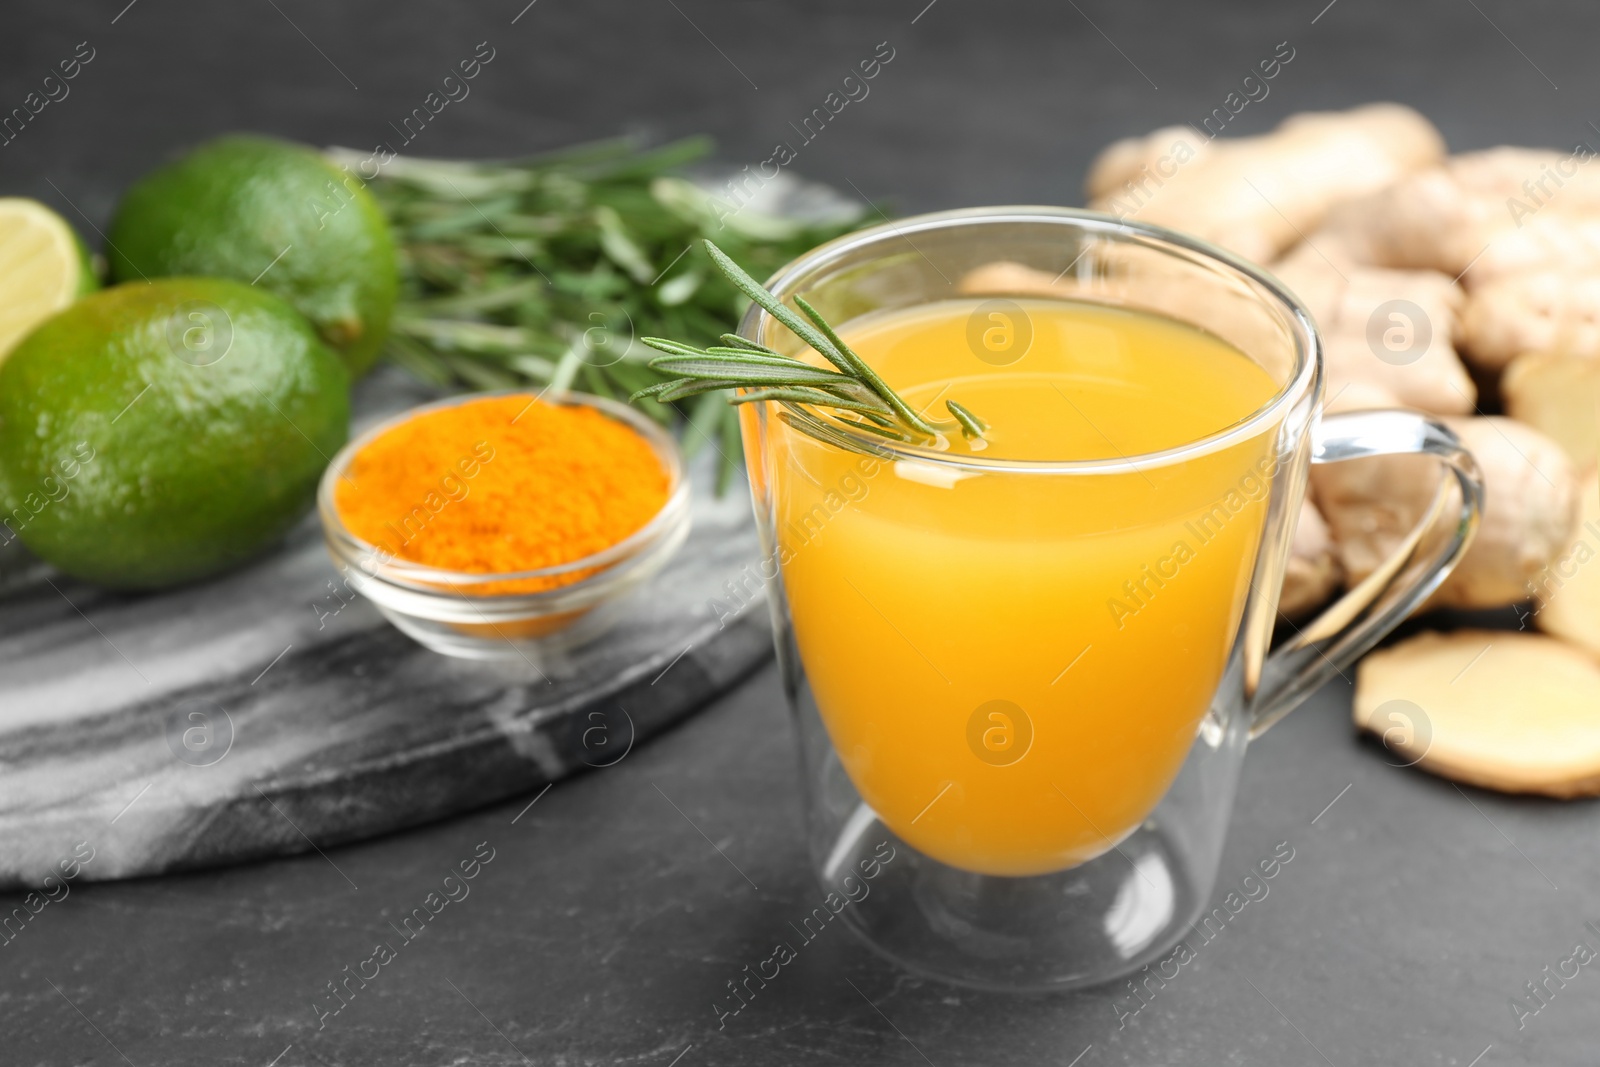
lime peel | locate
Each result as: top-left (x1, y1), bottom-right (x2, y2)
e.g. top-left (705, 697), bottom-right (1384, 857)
top-left (0, 197), bottom-right (94, 361)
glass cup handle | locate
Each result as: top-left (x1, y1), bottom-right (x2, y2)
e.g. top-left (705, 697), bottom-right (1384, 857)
top-left (1249, 410), bottom-right (1485, 738)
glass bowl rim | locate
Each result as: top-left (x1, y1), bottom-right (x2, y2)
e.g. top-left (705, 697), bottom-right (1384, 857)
top-left (317, 388), bottom-right (689, 594)
top-left (739, 205), bottom-right (1322, 475)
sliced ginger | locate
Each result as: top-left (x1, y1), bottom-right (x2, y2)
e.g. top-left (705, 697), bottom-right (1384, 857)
top-left (1533, 470), bottom-right (1600, 660)
top-left (1355, 629), bottom-right (1600, 797)
top-left (1503, 351), bottom-right (1600, 468)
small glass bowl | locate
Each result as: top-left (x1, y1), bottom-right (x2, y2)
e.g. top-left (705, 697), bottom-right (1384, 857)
top-left (317, 390), bottom-right (691, 662)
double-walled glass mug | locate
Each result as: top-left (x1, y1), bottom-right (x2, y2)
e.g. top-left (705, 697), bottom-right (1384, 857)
top-left (735, 207), bottom-right (1484, 991)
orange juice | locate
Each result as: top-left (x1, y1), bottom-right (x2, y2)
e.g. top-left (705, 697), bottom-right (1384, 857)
top-left (767, 298), bottom-right (1282, 876)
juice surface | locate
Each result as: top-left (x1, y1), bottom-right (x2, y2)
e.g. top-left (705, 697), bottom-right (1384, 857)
top-left (769, 298), bottom-right (1283, 876)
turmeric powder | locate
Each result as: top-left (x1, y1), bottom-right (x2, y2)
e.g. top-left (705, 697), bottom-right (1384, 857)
top-left (334, 394), bottom-right (670, 590)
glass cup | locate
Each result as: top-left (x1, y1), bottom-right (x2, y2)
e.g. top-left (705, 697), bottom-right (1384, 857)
top-left (735, 207), bottom-right (1483, 991)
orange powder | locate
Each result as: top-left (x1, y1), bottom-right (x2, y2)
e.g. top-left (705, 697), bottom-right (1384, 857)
top-left (334, 395), bottom-right (669, 589)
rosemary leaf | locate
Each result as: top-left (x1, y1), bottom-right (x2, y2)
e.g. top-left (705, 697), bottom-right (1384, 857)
top-left (396, 318), bottom-right (533, 354)
top-left (947, 400), bottom-right (988, 439)
top-left (730, 386), bottom-right (895, 416)
top-left (507, 354), bottom-right (559, 380)
top-left (595, 205), bottom-right (657, 285)
top-left (410, 278), bottom-right (547, 316)
top-left (603, 360), bottom-right (670, 395)
top-left (580, 363), bottom-right (617, 400)
top-left (697, 346), bottom-right (811, 362)
top-left (385, 334), bottom-right (456, 387)
top-left (444, 353), bottom-right (521, 391)
top-left (654, 378), bottom-right (746, 403)
top-left (651, 364), bottom-right (849, 388)
top-left (841, 416), bottom-right (917, 441)
top-left (656, 271), bottom-right (701, 306)
top-left (718, 333), bottom-right (781, 355)
top-left (640, 337), bottom-right (711, 358)
top-left (548, 343), bottom-right (584, 394)
top-left (777, 410), bottom-right (897, 459)
top-left (685, 372), bottom-right (889, 414)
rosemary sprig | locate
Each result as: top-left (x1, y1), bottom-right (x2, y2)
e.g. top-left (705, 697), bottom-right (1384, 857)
top-left (633, 240), bottom-right (986, 445)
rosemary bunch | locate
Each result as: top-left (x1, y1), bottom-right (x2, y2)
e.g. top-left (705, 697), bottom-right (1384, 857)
top-left (336, 137), bottom-right (866, 490)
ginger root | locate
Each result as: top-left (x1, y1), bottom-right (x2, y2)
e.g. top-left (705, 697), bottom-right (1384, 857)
top-left (1319, 146), bottom-right (1600, 371)
top-left (1458, 272), bottom-right (1600, 371)
top-left (1322, 378), bottom-right (1403, 414)
top-left (1280, 497), bottom-right (1341, 619)
top-left (958, 261), bottom-right (1069, 300)
top-left (1271, 243), bottom-right (1474, 414)
top-left (1532, 470), bottom-right (1600, 661)
top-left (1328, 268), bottom-right (1473, 414)
top-left (1503, 350), bottom-right (1600, 467)
top-left (1312, 416), bottom-right (1580, 609)
top-left (1087, 104), bottom-right (1444, 264)
top-left (1354, 629), bottom-right (1600, 797)
top-left (1085, 125), bottom-right (1211, 203)
top-left (1268, 239), bottom-right (1352, 327)
top-left (1462, 217), bottom-right (1600, 289)
top-left (1323, 146), bottom-right (1600, 278)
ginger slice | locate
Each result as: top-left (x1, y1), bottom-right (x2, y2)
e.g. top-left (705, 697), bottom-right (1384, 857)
top-left (1503, 351), bottom-right (1600, 467)
top-left (1355, 629), bottom-right (1600, 797)
top-left (1534, 470), bottom-right (1600, 660)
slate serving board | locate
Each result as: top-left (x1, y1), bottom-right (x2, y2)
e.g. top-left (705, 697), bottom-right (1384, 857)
top-left (0, 367), bottom-right (772, 890)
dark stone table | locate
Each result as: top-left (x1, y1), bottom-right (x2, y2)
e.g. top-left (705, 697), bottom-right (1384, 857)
top-left (4, 1), bottom-right (1597, 1063)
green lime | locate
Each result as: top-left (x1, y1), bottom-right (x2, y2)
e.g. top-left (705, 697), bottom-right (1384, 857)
top-left (106, 134), bottom-right (397, 376)
top-left (0, 277), bottom-right (349, 589)
top-left (0, 198), bottom-right (97, 362)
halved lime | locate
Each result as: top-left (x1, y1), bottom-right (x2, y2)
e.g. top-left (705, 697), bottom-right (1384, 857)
top-left (0, 198), bottom-right (94, 361)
